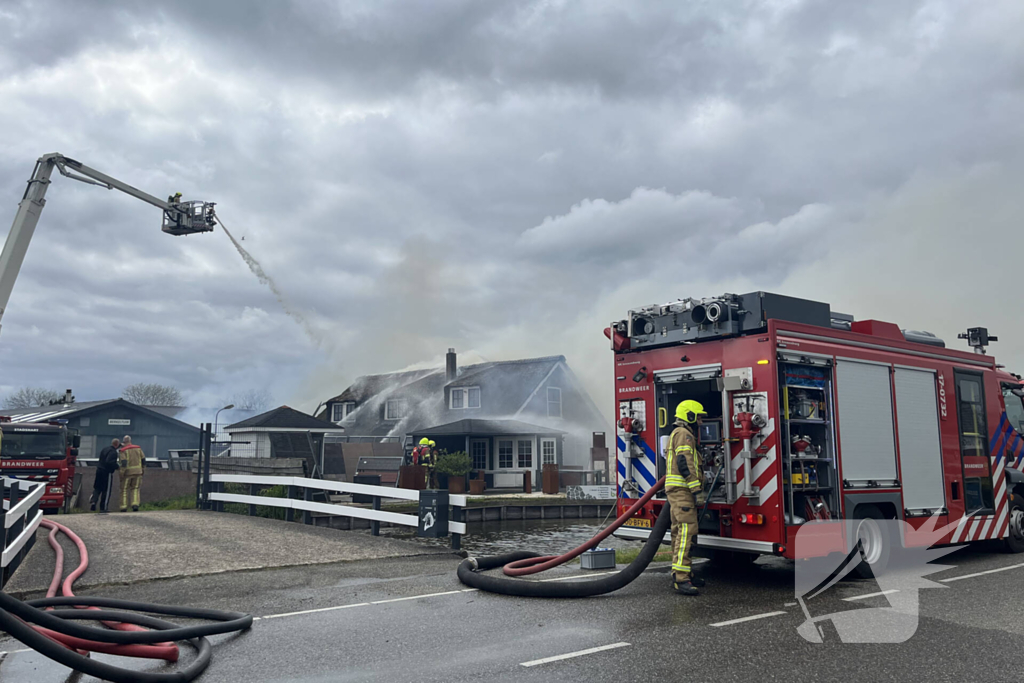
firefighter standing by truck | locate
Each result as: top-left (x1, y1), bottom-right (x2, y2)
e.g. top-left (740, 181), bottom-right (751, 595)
top-left (118, 435), bottom-right (146, 512)
top-left (665, 400), bottom-right (707, 596)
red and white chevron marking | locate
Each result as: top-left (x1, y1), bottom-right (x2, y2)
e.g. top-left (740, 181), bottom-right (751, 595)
top-left (730, 418), bottom-right (779, 508)
top-left (952, 441), bottom-right (1008, 543)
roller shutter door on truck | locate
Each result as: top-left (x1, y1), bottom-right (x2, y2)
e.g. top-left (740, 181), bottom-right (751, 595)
top-left (835, 359), bottom-right (899, 487)
top-left (79, 435), bottom-right (96, 461)
top-left (894, 368), bottom-right (945, 513)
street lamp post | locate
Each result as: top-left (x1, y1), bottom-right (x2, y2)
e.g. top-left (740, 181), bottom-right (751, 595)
top-left (214, 404), bottom-right (235, 450)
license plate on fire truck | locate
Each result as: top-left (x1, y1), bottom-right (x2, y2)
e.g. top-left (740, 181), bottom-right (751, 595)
top-left (624, 518), bottom-right (651, 528)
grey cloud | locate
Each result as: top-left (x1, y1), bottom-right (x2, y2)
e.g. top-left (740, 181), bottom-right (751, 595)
top-left (0, 0), bottom-right (1022, 419)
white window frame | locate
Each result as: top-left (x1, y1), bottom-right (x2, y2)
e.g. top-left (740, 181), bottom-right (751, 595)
top-left (467, 386), bottom-right (481, 409)
top-left (498, 439), bottom-right (514, 469)
top-left (385, 399), bottom-right (407, 421)
top-left (470, 438), bottom-right (489, 470)
top-left (547, 387), bottom-right (562, 418)
top-left (331, 402), bottom-right (355, 422)
top-left (450, 386), bottom-right (481, 410)
top-left (517, 439), bottom-right (533, 469)
top-left (541, 438), bottom-right (557, 465)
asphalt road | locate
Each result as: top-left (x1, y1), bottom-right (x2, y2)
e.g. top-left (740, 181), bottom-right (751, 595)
top-left (3, 540), bottom-right (1024, 682)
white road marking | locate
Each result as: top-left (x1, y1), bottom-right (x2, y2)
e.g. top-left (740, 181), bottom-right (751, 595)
top-left (710, 611), bottom-right (787, 627)
top-left (843, 589), bottom-right (899, 602)
top-left (784, 602), bottom-right (797, 607)
top-left (258, 589), bottom-right (481, 620)
top-left (939, 562), bottom-right (1024, 583)
top-left (520, 642), bottom-right (631, 667)
top-left (371, 589), bottom-right (468, 604)
top-left (257, 602), bottom-right (370, 620)
top-left (253, 565), bottom-right (671, 622)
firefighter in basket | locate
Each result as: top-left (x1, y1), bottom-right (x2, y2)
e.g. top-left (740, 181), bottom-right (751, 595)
top-left (412, 437), bottom-right (430, 466)
top-left (665, 399), bottom-right (707, 596)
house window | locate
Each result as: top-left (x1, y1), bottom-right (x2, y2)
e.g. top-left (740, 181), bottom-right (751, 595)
top-left (547, 387), bottom-right (562, 418)
top-left (541, 438), bottom-right (556, 465)
top-left (471, 440), bottom-right (488, 470)
top-left (385, 399), bottom-right (407, 421)
top-left (517, 439), bottom-right (533, 468)
top-left (331, 402), bottom-right (355, 422)
top-left (451, 387), bottom-right (481, 410)
top-left (498, 440), bottom-right (514, 468)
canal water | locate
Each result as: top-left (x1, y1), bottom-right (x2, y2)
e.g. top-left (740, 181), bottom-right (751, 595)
top-left (383, 517), bottom-right (642, 555)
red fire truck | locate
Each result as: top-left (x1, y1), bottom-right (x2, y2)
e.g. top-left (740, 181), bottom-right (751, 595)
top-left (0, 417), bottom-right (81, 513)
top-left (607, 292), bottom-right (1024, 571)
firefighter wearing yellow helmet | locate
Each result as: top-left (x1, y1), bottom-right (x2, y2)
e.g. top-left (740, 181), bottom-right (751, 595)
top-left (665, 399), bottom-right (707, 595)
top-left (425, 440), bottom-right (439, 488)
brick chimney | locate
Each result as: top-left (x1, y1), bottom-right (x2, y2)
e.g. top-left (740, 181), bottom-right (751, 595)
top-left (446, 348), bottom-right (457, 382)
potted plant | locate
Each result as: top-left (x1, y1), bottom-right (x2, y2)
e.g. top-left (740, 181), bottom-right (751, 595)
top-left (469, 470), bottom-right (486, 495)
top-left (435, 451), bottom-right (472, 494)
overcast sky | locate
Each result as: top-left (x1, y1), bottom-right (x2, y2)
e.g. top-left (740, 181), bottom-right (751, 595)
top-left (1, 0), bottom-right (1022, 421)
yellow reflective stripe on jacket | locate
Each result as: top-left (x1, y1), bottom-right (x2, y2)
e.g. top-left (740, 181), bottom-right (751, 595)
top-left (686, 480), bottom-right (701, 489)
top-left (666, 475), bottom-right (686, 487)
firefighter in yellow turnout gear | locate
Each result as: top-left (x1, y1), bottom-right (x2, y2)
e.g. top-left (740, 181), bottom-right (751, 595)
top-left (118, 436), bottom-right (146, 512)
top-left (665, 399), bottom-right (707, 596)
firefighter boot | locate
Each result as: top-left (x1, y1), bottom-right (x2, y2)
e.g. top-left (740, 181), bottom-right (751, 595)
top-left (689, 574), bottom-right (706, 588)
top-left (673, 579), bottom-right (699, 596)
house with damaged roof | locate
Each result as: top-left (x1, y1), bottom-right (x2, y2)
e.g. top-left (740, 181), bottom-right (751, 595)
top-left (317, 350), bottom-right (609, 489)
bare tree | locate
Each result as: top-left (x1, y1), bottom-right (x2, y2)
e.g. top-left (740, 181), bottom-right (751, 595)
top-left (232, 388), bottom-right (272, 412)
top-left (3, 387), bottom-right (64, 409)
top-left (122, 383), bottom-right (183, 406)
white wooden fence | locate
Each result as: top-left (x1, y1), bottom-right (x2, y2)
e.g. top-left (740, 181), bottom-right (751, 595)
top-left (205, 474), bottom-right (468, 546)
top-left (1, 478), bottom-right (45, 588)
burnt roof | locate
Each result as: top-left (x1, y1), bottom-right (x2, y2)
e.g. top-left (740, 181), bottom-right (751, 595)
top-left (226, 405), bottom-right (341, 431)
top-left (319, 355), bottom-right (569, 438)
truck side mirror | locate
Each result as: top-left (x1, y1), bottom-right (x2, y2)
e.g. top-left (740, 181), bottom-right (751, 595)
top-left (72, 435), bottom-right (81, 448)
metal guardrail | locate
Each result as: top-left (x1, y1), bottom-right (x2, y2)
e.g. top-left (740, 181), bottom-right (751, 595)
top-left (205, 474), bottom-right (469, 549)
top-left (1, 477), bottom-right (45, 588)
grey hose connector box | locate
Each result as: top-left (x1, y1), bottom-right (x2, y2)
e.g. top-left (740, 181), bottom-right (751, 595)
top-left (581, 548), bottom-right (616, 570)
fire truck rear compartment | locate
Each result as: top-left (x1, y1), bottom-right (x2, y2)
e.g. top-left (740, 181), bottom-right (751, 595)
top-left (654, 377), bottom-right (726, 534)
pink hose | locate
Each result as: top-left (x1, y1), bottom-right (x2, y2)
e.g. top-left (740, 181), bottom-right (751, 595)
top-left (37, 518), bottom-right (179, 662)
top-left (501, 477), bottom-right (666, 576)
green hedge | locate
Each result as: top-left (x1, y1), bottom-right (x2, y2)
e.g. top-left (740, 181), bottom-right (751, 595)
top-left (222, 483), bottom-right (289, 520)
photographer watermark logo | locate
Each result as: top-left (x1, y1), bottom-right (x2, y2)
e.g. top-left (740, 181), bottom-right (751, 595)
top-left (794, 514), bottom-right (965, 643)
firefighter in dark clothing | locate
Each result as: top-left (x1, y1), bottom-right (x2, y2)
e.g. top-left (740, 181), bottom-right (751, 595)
top-left (665, 400), bottom-right (707, 596)
top-left (90, 438), bottom-right (120, 512)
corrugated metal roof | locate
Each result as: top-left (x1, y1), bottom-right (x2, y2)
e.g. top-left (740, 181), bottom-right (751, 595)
top-left (0, 399), bottom-right (118, 423)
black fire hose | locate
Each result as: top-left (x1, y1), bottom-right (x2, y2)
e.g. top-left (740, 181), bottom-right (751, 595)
top-left (0, 591), bottom-right (252, 683)
top-left (457, 501), bottom-right (671, 598)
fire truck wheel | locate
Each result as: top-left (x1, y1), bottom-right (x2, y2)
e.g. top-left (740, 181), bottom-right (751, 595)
top-left (1004, 492), bottom-right (1024, 554)
top-left (851, 505), bottom-right (891, 580)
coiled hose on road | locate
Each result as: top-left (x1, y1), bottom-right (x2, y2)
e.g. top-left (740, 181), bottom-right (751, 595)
top-left (457, 477), bottom-right (672, 597)
top-left (0, 519), bottom-right (252, 683)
